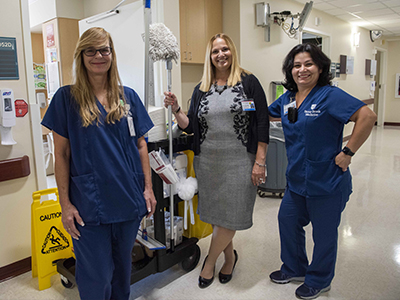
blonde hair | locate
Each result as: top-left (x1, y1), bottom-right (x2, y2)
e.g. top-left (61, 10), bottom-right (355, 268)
top-left (71, 27), bottom-right (126, 127)
top-left (199, 33), bottom-right (250, 92)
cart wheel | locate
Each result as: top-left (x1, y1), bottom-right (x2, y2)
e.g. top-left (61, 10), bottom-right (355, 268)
top-left (257, 189), bottom-right (267, 198)
top-left (179, 244), bottom-right (200, 272)
top-left (60, 275), bottom-right (74, 289)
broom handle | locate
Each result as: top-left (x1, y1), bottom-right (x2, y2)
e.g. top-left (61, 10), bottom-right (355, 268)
top-left (166, 59), bottom-right (175, 251)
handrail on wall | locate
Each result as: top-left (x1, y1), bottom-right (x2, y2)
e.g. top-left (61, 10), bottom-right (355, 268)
top-left (0, 155), bottom-right (30, 182)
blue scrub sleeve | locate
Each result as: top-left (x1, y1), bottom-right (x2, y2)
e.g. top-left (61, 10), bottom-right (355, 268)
top-left (124, 87), bottom-right (154, 138)
top-left (268, 95), bottom-right (283, 118)
top-left (327, 87), bottom-right (366, 124)
top-left (41, 86), bottom-right (70, 139)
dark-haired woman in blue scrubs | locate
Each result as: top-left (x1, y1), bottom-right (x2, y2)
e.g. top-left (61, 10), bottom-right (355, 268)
top-left (41, 27), bottom-right (156, 300)
top-left (268, 44), bottom-right (377, 300)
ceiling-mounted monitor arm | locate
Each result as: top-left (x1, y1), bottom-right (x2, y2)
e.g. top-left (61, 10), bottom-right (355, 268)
top-left (255, 1), bottom-right (313, 42)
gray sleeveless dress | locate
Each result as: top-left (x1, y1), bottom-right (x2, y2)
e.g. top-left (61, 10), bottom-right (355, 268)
top-left (193, 82), bottom-right (257, 230)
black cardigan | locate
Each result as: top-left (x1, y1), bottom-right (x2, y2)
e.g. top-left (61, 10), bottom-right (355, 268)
top-left (180, 73), bottom-right (269, 155)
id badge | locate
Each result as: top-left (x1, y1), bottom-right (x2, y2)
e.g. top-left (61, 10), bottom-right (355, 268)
top-left (127, 116), bottom-right (136, 136)
top-left (284, 101), bottom-right (296, 115)
top-left (241, 99), bottom-right (256, 111)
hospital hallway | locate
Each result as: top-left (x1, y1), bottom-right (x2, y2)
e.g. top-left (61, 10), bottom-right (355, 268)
top-left (0, 125), bottom-right (399, 300)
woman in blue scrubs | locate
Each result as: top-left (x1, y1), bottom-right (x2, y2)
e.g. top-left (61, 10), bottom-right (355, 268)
top-left (268, 44), bottom-right (376, 300)
top-left (41, 27), bottom-right (156, 300)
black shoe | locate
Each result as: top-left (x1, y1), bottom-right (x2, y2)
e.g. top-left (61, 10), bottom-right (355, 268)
top-left (269, 270), bottom-right (305, 284)
top-left (198, 255), bottom-right (215, 289)
top-left (295, 283), bottom-right (331, 299)
top-left (218, 249), bottom-right (238, 284)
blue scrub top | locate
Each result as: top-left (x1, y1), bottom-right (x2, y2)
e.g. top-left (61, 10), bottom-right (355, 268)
top-left (42, 86), bottom-right (154, 225)
top-left (268, 85), bottom-right (365, 197)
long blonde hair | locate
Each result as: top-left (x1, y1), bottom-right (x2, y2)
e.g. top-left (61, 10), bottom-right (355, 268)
top-left (71, 27), bottom-right (125, 127)
top-left (199, 33), bottom-right (249, 92)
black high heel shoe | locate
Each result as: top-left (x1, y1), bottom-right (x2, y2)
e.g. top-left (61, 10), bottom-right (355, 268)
top-left (198, 255), bottom-right (215, 289)
top-left (218, 250), bottom-right (238, 284)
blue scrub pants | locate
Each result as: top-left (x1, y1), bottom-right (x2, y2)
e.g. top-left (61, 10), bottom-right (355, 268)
top-left (72, 219), bottom-right (140, 300)
top-left (278, 188), bottom-right (349, 289)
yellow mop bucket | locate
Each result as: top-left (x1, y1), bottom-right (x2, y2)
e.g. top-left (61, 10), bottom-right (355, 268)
top-left (31, 188), bottom-right (73, 290)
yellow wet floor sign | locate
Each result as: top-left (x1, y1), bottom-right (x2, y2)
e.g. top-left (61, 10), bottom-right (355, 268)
top-left (31, 188), bottom-right (73, 290)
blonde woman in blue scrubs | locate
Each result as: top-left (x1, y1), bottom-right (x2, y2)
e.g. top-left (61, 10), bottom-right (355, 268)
top-left (42, 27), bottom-right (156, 300)
top-left (268, 44), bottom-right (376, 300)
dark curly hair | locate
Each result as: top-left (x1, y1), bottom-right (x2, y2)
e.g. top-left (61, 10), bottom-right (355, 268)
top-left (282, 43), bottom-right (332, 92)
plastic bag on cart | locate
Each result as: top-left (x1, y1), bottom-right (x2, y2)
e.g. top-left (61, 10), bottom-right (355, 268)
top-left (149, 148), bottom-right (179, 184)
top-left (178, 150), bottom-right (213, 239)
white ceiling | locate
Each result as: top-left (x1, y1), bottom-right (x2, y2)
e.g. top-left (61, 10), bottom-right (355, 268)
top-left (294, 0), bottom-right (400, 39)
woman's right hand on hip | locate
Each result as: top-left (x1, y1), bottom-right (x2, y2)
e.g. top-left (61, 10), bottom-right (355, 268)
top-left (163, 92), bottom-right (180, 112)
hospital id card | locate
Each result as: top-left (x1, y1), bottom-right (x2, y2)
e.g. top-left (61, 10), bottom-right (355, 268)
top-left (284, 101), bottom-right (296, 115)
top-left (128, 116), bottom-right (136, 136)
top-left (241, 99), bottom-right (256, 111)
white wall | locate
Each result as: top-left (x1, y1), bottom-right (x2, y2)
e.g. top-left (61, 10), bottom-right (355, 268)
top-left (55, 0), bottom-right (84, 19)
top-left (0, 0), bottom-right (43, 267)
top-left (29, 0), bottom-right (56, 29)
top-left (385, 40), bottom-right (400, 123)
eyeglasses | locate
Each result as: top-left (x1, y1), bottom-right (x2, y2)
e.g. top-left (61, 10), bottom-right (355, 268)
top-left (82, 47), bottom-right (112, 57)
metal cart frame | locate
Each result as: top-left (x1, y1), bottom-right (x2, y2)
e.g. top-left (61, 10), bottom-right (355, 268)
top-left (57, 135), bottom-right (201, 288)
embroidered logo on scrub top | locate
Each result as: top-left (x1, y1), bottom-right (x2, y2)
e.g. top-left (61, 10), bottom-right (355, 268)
top-left (305, 104), bottom-right (321, 117)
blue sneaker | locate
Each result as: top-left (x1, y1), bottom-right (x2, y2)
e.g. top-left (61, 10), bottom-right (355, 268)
top-left (295, 283), bottom-right (331, 299)
top-left (269, 270), bottom-right (305, 284)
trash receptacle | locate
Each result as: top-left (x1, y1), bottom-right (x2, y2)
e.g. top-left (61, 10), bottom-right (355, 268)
top-left (258, 121), bottom-right (287, 198)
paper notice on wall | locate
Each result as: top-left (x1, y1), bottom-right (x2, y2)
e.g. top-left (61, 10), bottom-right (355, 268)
top-left (46, 62), bottom-right (60, 100)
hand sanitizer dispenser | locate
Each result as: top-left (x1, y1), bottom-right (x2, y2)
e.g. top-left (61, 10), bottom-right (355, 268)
top-left (0, 88), bottom-right (17, 145)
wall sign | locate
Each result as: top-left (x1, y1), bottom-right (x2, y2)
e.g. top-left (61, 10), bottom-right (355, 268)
top-left (0, 37), bottom-right (19, 80)
top-left (15, 99), bottom-right (28, 117)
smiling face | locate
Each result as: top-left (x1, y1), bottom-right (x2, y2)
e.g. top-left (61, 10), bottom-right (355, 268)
top-left (82, 42), bottom-right (112, 79)
top-left (291, 51), bottom-right (322, 90)
top-left (210, 38), bottom-right (232, 73)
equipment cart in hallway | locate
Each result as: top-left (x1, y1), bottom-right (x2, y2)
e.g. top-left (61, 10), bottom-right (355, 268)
top-left (57, 135), bottom-right (201, 289)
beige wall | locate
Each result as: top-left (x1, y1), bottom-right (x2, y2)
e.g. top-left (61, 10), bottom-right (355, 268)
top-left (0, 0), bottom-right (40, 267)
top-left (83, 0), bottom-right (137, 18)
top-left (31, 33), bottom-right (45, 64)
top-left (385, 40), bottom-right (400, 123)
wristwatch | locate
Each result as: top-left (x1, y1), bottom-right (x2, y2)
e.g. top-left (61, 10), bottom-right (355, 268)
top-left (342, 146), bottom-right (355, 157)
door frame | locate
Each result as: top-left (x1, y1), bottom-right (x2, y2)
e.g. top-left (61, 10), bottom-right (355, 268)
top-left (374, 47), bottom-right (387, 126)
top-left (299, 27), bottom-right (331, 57)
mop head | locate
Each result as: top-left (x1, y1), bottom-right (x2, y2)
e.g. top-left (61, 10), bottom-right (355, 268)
top-left (177, 177), bottom-right (198, 201)
top-left (147, 23), bottom-right (180, 63)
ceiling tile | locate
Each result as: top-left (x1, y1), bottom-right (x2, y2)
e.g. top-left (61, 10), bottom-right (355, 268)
top-left (348, 2), bottom-right (387, 11)
top-left (324, 8), bottom-right (349, 15)
top-left (381, 0), bottom-right (400, 8)
top-left (335, 13), bottom-right (363, 21)
top-left (354, 8), bottom-right (394, 17)
top-left (313, 3), bottom-right (337, 10)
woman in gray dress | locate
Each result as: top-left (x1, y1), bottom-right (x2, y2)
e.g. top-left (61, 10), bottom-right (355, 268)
top-left (164, 33), bottom-right (269, 288)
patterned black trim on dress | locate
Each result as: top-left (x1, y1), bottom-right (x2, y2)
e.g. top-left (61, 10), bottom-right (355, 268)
top-left (213, 80), bottom-right (228, 95)
top-left (197, 83), bottom-right (250, 147)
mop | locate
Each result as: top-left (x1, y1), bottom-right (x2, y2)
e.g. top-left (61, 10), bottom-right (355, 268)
top-left (148, 23), bottom-right (180, 251)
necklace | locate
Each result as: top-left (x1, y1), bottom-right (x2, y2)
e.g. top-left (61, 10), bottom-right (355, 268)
top-left (213, 80), bottom-right (228, 95)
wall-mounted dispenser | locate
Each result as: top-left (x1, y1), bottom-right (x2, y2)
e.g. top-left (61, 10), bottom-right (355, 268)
top-left (0, 88), bottom-right (17, 145)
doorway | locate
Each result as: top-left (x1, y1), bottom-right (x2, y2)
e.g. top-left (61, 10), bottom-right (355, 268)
top-left (299, 28), bottom-right (331, 58)
top-left (374, 48), bottom-right (387, 126)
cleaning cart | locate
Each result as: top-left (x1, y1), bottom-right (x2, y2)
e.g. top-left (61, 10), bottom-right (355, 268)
top-left (258, 121), bottom-right (288, 198)
top-left (57, 134), bottom-right (201, 288)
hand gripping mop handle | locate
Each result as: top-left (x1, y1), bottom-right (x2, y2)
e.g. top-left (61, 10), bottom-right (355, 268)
top-left (146, 23), bottom-right (179, 251)
top-left (166, 59), bottom-right (175, 251)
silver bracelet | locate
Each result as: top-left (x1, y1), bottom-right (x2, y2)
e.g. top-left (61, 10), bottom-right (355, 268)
top-left (255, 160), bottom-right (266, 167)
